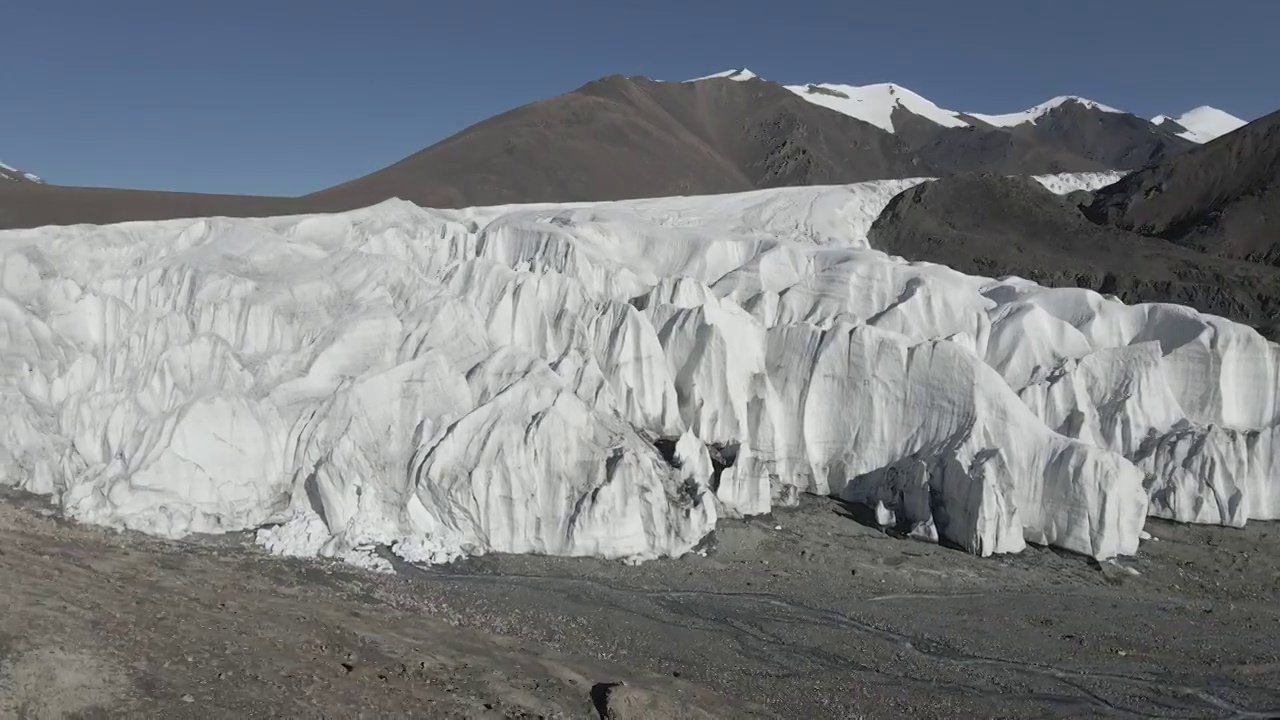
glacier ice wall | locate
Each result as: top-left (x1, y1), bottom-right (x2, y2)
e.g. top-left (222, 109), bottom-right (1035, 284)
top-left (2, 171), bottom-right (1271, 565)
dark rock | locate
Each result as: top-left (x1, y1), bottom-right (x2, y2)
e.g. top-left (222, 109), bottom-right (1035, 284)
top-left (590, 681), bottom-right (711, 719)
top-left (1085, 110), bottom-right (1280, 267)
top-left (867, 173), bottom-right (1280, 329)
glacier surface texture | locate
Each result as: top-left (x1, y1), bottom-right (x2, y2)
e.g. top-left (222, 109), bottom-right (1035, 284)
top-left (2, 172), bottom-right (1276, 566)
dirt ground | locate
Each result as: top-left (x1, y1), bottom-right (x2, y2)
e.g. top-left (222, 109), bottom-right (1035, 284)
top-left (2, 486), bottom-right (1278, 719)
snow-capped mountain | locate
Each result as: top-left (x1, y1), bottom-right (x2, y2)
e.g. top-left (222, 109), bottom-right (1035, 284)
top-left (699, 69), bottom-right (1241, 147)
top-left (0, 159), bottom-right (42, 183)
top-left (966, 96), bottom-right (1125, 128)
top-left (783, 81), bottom-right (1131, 134)
top-left (0, 70), bottom-right (1257, 232)
top-left (1152, 106), bottom-right (1247, 143)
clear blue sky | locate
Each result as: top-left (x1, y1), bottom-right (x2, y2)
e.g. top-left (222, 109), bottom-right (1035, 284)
top-left (3, 1), bottom-right (1276, 196)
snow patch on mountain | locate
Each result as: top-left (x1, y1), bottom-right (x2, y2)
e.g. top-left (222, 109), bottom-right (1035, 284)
top-left (783, 82), bottom-right (969, 133)
top-left (1152, 106), bottom-right (1247, 144)
top-left (2, 171), bottom-right (1273, 570)
top-left (688, 68), bottom-right (759, 82)
top-left (968, 96), bottom-right (1125, 128)
top-left (1032, 171), bottom-right (1125, 195)
top-left (0, 160), bottom-right (43, 183)
top-left (688, 71), bottom-right (1137, 135)
top-left (687, 71), bottom-right (1240, 145)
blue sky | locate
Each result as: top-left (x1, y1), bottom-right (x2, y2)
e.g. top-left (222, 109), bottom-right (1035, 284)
top-left (3, 1), bottom-right (1276, 195)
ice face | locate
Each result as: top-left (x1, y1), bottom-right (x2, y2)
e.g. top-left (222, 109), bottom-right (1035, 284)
top-left (1, 174), bottom-right (1272, 566)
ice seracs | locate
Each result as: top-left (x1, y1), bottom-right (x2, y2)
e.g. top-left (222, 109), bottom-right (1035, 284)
top-left (1152, 106), bottom-right (1247, 143)
top-left (2, 171), bottom-right (1275, 569)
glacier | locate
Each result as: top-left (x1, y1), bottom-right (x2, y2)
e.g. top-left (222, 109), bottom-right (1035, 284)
top-left (2, 171), bottom-right (1275, 567)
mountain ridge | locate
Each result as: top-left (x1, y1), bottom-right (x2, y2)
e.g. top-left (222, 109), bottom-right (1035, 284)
top-left (303, 72), bottom-right (1199, 212)
top-left (701, 68), bottom-right (1246, 144)
top-left (0, 71), bottom-right (1257, 230)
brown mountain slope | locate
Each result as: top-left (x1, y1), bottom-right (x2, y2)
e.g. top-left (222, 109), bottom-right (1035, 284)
top-left (1085, 110), bottom-right (1280, 266)
top-left (1, 74), bottom-right (1200, 230)
top-left (306, 75), bottom-right (898, 210)
top-left (305, 75), bottom-right (1120, 212)
top-left (0, 182), bottom-right (299, 230)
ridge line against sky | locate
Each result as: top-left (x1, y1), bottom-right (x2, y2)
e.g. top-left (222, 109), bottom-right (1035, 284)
top-left (2, 0), bottom-right (1276, 196)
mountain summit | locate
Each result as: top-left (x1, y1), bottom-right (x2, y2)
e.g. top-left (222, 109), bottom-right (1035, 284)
top-left (966, 96), bottom-right (1124, 127)
top-left (687, 68), bottom-right (760, 82)
top-left (1152, 106), bottom-right (1247, 143)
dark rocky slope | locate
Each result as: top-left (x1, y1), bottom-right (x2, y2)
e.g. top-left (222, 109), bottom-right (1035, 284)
top-left (1085, 110), bottom-right (1280, 266)
top-left (868, 174), bottom-right (1280, 335)
top-left (889, 106), bottom-right (1107, 176)
top-left (1007, 102), bottom-right (1195, 169)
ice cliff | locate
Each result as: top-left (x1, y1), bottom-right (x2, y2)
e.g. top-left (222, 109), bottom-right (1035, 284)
top-left (2, 171), bottom-right (1274, 566)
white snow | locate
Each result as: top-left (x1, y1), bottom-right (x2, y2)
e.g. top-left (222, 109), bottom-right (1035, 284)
top-left (1029, 171), bottom-right (1124, 195)
top-left (1152, 106), bottom-right (1247, 144)
top-left (782, 82), bottom-right (969, 134)
top-left (0, 160), bottom-right (42, 183)
top-left (777, 79), bottom-right (1099, 134)
top-left (687, 71), bottom-right (1238, 141)
top-left (968, 96), bottom-right (1125, 128)
top-left (688, 68), bottom-right (759, 82)
top-left (1, 171), bottom-right (1274, 569)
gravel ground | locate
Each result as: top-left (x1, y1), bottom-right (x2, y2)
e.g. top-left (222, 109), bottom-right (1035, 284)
top-left (2, 487), bottom-right (1278, 719)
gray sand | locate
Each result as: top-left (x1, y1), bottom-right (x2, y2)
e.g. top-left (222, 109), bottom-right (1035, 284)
top-left (2, 487), bottom-right (1277, 718)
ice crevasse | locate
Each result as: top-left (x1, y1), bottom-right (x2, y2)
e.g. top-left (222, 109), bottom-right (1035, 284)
top-left (1, 171), bottom-right (1275, 567)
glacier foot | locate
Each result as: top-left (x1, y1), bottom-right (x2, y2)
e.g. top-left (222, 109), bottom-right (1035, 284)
top-left (1, 174), bottom-right (1275, 565)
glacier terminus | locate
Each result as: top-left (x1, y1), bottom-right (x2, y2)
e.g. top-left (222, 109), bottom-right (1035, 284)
top-left (2, 172), bottom-right (1276, 570)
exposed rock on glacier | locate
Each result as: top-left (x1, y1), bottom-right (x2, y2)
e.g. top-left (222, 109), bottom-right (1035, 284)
top-left (0, 172), bottom-right (1271, 565)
